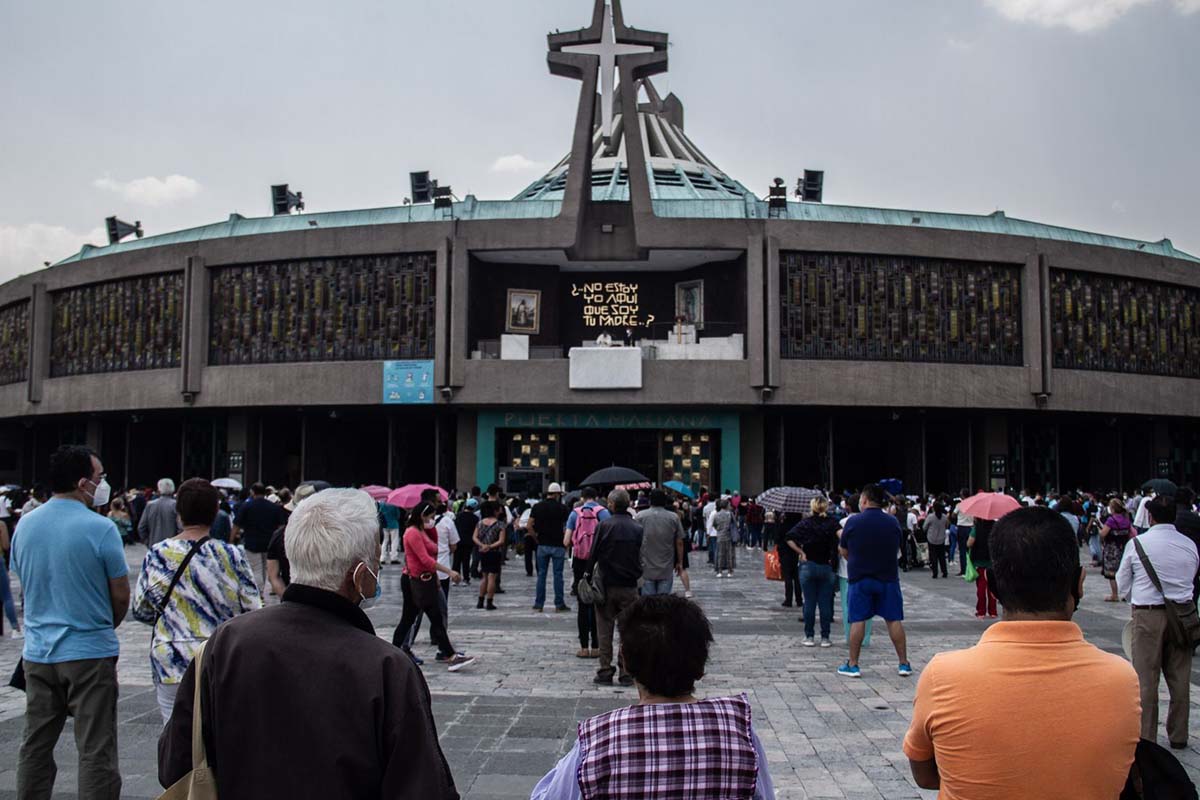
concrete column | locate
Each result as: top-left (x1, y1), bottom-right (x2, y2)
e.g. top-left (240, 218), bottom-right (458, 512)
top-left (434, 239), bottom-right (451, 387)
top-left (448, 242), bottom-right (469, 388)
top-left (181, 256), bottom-right (207, 396)
top-left (455, 410), bottom-right (477, 491)
top-left (86, 418), bottom-right (102, 452)
top-left (226, 412), bottom-right (248, 484)
top-left (739, 412), bottom-right (765, 495)
top-left (765, 237), bottom-right (781, 388)
top-left (1039, 255), bottom-right (1053, 397)
top-left (746, 235), bottom-right (766, 388)
top-left (978, 415), bottom-right (1009, 492)
top-left (27, 283), bottom-right (50, 404)
top-left (1021, 253), bottom-right (1044, 397)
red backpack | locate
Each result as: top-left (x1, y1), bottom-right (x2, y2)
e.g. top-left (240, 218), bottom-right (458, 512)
top-left (573, 505), bottom-right (601, 560)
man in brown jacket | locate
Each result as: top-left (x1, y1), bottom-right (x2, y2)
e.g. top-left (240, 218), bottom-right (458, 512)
top-left (159, 488), bottom-right (459, 799)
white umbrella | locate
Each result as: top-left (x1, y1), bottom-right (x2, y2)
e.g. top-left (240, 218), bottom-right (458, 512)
top-left (212, 477), bottom-right (242, 491)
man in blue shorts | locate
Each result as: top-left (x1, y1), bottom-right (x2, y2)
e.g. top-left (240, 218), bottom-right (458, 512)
top-left (837, 483), bottom-right (912, 678)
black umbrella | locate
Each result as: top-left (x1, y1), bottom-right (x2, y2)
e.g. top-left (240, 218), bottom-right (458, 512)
top-left (563, 489), bottom-right (583, 507)
top-left (1142, 478), bottom-right (1179, 496)
top-left (579, 466), bottom-right (650, 487)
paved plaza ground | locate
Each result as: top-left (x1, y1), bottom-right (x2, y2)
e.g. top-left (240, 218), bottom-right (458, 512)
top-left (0, 544), bottom-right (1198, 798)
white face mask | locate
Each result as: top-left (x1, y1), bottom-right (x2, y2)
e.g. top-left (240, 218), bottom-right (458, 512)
top-left (355, 562), bottom-right (382, 609)
top-left (86, 478), bottom-right (111, 508)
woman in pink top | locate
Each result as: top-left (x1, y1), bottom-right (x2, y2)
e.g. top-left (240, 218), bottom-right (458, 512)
top-left (390, 502), bottom-right (474, 671)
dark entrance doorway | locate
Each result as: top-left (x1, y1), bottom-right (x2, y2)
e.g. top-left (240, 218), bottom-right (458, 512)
top-left (560, 429), bottom-right (659, 489)
top-left (831, 413), bottom-right (922, 497)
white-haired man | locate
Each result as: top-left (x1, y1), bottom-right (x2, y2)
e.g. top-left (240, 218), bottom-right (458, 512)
top-left (138, 477), bottom-right (181, 546)
top-left (159, 489), bottom-right (459, 798)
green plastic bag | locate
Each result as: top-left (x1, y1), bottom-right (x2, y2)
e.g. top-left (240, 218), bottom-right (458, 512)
top-left (963, 552), bottom-right (978, 582)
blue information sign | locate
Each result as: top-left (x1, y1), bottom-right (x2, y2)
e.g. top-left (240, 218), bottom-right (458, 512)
top-left (383, 360), bottom-right (435, 404)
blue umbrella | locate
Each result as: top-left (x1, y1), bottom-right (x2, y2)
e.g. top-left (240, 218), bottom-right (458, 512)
top-left (879, 478), bottom-right (903, 495)
top-left (664, 480), bottom-right (696, 499)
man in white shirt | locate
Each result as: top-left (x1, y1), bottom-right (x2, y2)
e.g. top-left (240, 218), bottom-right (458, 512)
top-left (435, 507), bottom-right (460, 622)
top-left (1116, 496), bottom-right (1200, 748)
top-left (703, 498), bottom-right (718, 568)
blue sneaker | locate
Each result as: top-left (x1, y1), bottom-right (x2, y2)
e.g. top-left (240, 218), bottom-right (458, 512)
top-left (837, 662), bottom-right (861, 678)
top-left (898, 662), bottom-right (913, 677)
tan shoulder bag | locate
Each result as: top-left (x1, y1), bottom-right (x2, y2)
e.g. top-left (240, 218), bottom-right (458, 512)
top-left (158, 642), bottom-right (218, 799)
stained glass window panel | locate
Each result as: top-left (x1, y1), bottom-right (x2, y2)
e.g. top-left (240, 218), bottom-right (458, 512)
top-left (209, 253), bottom-right (435, 365)
top-left (781, 252), bottom-right (1022, 366)
top-left (50, 273), bottom-right (183, 377)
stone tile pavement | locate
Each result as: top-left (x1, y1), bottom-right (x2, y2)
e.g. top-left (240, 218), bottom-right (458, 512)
top-left (0, 544), bottom-right (1196, 798)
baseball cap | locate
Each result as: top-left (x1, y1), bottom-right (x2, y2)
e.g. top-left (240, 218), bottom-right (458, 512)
top-left (547, 482), bottom-right (564, 494)
top-left (466, 498), bottom-right (479, 510)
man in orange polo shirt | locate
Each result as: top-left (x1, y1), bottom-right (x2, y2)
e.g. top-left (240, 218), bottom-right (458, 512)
top-left (903, 506), bottom-right (1140, 799)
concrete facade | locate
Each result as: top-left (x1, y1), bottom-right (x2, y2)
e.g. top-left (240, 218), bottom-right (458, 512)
top-left (1, 0), bottom-right (1195, 494)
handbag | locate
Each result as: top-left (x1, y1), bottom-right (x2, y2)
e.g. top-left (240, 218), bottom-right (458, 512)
top-left (576, 563), bottom-right (606, 606)
top-left (963, 552), bottom-right (978, 583)
top-left (157, 641), bottom-right (217, 799)
top-left (764, 550), bottom-right (783, 582)
top-left (1132, 539), bottom-right (1200, 651)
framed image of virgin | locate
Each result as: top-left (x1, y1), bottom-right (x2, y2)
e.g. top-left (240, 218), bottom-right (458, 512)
top-left (675, 279), bottom-right (704, 330)
top-left (506, 289), bottom-right (541, 335)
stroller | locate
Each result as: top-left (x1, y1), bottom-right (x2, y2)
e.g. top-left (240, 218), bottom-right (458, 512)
top-left (901, 524), bottom-right (925, 570)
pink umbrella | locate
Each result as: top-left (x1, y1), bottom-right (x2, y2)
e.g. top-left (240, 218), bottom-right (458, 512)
top-left (361, 485), bottom-right (392, 501)
top-left (386, 484), bottom-right (449, 509)
top-left (957, 492), bottom-right (1021, 522)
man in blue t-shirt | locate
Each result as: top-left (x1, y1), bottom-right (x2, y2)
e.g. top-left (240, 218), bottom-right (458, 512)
top-left (837, 483), bottom-right (912, 680)
top-left (12, 444), bottom-right (129, 796)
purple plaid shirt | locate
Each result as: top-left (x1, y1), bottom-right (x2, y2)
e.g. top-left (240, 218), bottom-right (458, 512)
top-left (569, 695), bottom-right (760, 799)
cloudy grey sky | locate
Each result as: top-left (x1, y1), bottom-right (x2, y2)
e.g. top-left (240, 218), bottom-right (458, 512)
top-left (1, 0), bottom-right (1197, 281)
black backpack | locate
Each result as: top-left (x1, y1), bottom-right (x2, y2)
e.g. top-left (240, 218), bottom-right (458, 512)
top-left (1122, 739), bottom-right (1198, 800)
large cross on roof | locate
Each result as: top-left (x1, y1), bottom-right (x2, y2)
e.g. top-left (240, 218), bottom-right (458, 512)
top-left (548, 0), bottom-right (669, 143)
top-left (562, 4), bottom-right (653, 142)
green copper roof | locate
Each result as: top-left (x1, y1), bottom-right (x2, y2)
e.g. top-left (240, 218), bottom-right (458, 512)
top-left (653, 199), bottom-right (1199, 263)
top-left (53, 196), bottom-right (1195, 266)
top-left (53, 198), bottom-right (563, 265)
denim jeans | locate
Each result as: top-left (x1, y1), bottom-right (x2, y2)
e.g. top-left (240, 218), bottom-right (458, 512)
top-left (947, 524), bottom-right (958, 561)
top-left (1088, 533), bottom-right (1102, 564)
top-left (799, 562), bottom-right (835, 639)
top-left (535, 546), bottom-right (567, 609)
top-left (642, 577), bottom-right (674, 596)
top-left (0, 557), bottom-right (19, 631)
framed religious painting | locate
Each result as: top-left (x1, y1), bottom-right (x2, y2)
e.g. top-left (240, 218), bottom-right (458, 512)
top-left (675, 279), bottom-right (704, 330)
top-left (506, 288), bottom-right (541, 335)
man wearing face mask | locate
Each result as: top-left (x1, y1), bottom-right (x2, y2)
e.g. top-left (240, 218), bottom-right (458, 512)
top-left (12, 445), bottom-right (129, 799)
top-left (159, 488), bottom-right (460, 798)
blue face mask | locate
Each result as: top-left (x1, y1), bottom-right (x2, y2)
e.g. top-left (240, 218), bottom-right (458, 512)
top-left (356, 563), bottom-right (382, 610)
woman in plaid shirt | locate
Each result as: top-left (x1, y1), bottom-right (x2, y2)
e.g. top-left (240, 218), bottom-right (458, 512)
top-left (531, 595), bottom-right (776, 800)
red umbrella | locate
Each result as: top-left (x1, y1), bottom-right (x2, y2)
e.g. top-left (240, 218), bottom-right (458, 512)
top-left (386, 484), bottom-right (448, 509)
top-left (361, 485), bottom-right (392, 501)
top-left (957, 492), bottom-right (1021, 521)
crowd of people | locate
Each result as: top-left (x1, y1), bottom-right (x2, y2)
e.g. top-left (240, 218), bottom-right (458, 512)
top-left (1, 443), bottom-right (1197, 798)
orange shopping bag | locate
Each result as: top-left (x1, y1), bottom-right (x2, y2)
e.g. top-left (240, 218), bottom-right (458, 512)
top-left (763, 549), bottom-right (783, 581)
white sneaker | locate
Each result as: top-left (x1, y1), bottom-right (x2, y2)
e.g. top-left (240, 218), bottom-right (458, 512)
top-left (446, 654), bottom-right (476, 672)
top-left (10, 628), bottom-right (23, 639)
top-left (684, 590), bottom-right (694, 599)
top-left (819, 638), bottom-right (832, 648)
top-left (802, 637), bottom-right (815, 647)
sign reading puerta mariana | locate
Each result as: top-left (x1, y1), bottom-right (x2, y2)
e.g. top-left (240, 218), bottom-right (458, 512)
top-left (571, 281), bottom-right (656, 329)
